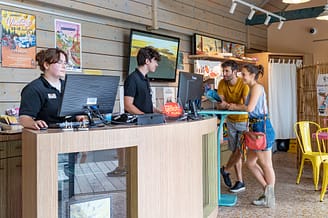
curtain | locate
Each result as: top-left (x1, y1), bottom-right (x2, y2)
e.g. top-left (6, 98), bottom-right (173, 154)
top-left (268, 60), bottom-right (298, 139)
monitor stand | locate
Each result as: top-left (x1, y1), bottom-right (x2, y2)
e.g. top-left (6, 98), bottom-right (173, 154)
top-left (84, 105), bottom-right (106, 128)
top-left (187, 101), bottom-right (201, 120)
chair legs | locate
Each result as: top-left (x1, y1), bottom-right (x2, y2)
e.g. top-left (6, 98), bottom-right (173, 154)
top-left (296, 157), bottom-right (321, 191)
top-left (320, 162), bottom-right (328, 202)
top-left (312, 159), bottom-right (321, 191)
top-left (296, 157), bottom-right (305, 185)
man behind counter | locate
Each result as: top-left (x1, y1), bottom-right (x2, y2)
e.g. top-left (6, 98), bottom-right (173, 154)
top-left (108, 46), bottom-right (162, 176)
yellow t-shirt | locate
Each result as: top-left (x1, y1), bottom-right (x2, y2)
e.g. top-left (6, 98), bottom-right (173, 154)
top-left (217, 78), bottom-right (249, 122)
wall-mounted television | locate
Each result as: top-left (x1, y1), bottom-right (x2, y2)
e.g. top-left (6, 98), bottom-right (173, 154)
top-left (128, 29), bottom-right (180, 82)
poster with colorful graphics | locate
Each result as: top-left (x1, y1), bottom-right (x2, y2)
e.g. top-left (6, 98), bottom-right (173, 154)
top-left (1, 10), bottom-right (36, 68)
top-left (55, 19), bottom-right (81, 71)
top-left (194, 59), bottom-right (223, 89)
top-left (317, 74), bottom-right (328, 116)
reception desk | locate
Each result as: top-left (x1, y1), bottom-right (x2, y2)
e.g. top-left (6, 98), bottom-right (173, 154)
top-left (22, 118), bottom-right (218, 218)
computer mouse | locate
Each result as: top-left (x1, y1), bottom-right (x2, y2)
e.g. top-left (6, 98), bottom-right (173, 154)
top-left (40, 127), bottom-right (48, 130)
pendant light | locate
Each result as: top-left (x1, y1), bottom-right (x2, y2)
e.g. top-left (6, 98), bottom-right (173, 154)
top-left (282, 0), bottom-right (310, 3)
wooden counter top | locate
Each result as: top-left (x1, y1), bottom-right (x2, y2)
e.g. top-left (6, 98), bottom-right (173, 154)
top-left (22, 118), bottom-right (218, 218)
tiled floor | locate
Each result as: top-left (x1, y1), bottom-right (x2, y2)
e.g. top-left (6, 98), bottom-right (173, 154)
top-left (217, 152), bottom-right (328, 217)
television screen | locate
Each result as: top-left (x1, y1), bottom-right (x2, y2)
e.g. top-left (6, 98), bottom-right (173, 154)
top-left (58, 74), bottom-right (120, 117)
top-left (177, 72), bottom-right (203, 116)
top-left (128, 29), bottom-right (180, 82)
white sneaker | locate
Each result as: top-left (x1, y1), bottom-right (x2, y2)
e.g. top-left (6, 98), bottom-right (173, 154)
top-left (265, 185), bottom-right (275, 208)
top-left (252, 194), bottom-right (266, 206)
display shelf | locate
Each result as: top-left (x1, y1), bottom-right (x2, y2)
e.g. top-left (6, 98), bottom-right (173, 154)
top-left (188, 54), bottom-right (257, 64)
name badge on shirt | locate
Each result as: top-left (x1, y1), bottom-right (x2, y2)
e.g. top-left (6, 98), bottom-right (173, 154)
top-left (48, 93), bottom-right (57, 99)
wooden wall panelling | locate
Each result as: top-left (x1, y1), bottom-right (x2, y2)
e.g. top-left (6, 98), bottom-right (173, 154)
top-left (26, 0), bottom-right (153, 26)
top-left (0, 69), bottom-right (40, 83)
top-left (248, 26), bottom-right (268, 50)
top-left (158, 1), bottom-right (247, 43)
top-left (0, 83), bottom-right (26, 102)
top-left (0, 0), bottom-right (269, 114)
top-left (37, 30), bottom-right (127, 57)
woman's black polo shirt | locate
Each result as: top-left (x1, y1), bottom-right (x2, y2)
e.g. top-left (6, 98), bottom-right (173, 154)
top-left (124, 69), bottom-right (153, 113)
top-left (19, 76), bottom-right (66, 124)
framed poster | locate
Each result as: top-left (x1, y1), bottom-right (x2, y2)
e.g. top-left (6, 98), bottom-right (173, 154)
top-left (222, 41), bottom-right (245, 58)
top-left (194, 59), bottom-right (222, 89)
top-left (55, 19), bottom-right (82, 71)
top-left (193, 34), bottom-right (222, 55)
top-left (1, 10), bottom-right (36, 68)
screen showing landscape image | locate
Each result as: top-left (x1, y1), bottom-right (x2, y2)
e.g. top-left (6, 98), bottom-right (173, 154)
top-left (128, 29), bottom-right (180, 82)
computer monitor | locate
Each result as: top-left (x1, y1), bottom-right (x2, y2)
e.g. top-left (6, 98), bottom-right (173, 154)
top-left (58, 74), bottom-right (120, 125)
top-left (177, 72), bottom-right (203, 119)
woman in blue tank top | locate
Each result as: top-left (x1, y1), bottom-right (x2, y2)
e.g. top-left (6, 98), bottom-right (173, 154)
top-left (227, 63), bottom-right (276, 208)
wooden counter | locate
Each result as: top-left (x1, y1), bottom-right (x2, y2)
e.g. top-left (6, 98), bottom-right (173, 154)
top-left (22, 118), bottom-right (218, 218)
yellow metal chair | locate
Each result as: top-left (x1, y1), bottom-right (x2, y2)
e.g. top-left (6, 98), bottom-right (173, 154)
top-left (294, 121), bottom-right (328, 190)
top-left (320, 160), bottom-right (328, 201)
top-left (315, 127), bottom-right (328, 201)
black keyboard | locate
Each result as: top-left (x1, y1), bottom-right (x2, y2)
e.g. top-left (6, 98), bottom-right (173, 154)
top-left (49, 120), bottom-right (104, 129)
top-left (111, 113), bottom-right (165, 125)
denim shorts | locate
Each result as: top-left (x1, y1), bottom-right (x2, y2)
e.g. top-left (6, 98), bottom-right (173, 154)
top-left (250, 118), bottom-right (276, 151)
top-left (226, 121), bottom-right (248, 152)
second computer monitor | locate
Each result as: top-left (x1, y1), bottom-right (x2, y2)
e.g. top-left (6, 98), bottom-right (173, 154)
top-left (177, 71), bottom-right (203, 116)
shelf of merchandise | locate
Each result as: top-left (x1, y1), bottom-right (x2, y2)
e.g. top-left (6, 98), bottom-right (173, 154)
top-left (188, 54), bottom-right (257, 64)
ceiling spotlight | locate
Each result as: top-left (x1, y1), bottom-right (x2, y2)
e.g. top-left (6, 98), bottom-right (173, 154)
top-left (248, 9), bottom-right (256, 20)
top-left (229, 1), bottom-right (237, 14)
top-left (264, 15), bottom-right (271, 25)
top-left (282, 0), bottom-right (310, 3)
top-left (277, 20), bottom-right (284, 30)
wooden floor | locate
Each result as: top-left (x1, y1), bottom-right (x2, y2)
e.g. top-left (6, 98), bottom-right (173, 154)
top-left (58, 160), bottom-right (127, 218)
top-left (74, 160), bottom-right (126, 194)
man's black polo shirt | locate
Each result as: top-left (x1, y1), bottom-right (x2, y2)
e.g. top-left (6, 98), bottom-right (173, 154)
top-left (19, 76), bottom-right (66, 124)
top-left (124, 69), bottom-right (153, 113)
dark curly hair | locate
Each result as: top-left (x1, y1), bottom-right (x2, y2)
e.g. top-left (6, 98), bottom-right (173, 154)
top-left (221, 60), bottom-right (239, 72)
top-left (136, 46), bottom-right (161, 66)
top-left (36, 48), bottom-right (67, 72)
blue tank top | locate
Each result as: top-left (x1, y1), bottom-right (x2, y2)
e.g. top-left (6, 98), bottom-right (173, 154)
top-left (246, 86), bottom-right (268, 119)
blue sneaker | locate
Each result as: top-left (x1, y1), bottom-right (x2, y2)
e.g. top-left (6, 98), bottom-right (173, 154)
top-left (230, 181), bottom-right (245, 193)
top-left (220, 167), bottom-right (232, 188)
